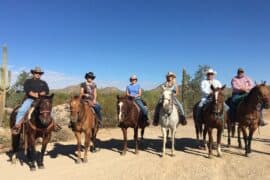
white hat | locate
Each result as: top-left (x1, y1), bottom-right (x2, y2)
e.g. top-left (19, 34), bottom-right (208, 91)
top-left (166, 72), bottom-right (176, 78)
top-left (204, 68), bottom-right (217, 75)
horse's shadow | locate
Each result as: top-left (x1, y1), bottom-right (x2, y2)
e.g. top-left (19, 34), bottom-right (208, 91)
top-left (46, 143), bottom-right (77, 162)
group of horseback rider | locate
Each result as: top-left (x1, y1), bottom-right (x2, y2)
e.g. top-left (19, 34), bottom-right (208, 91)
top-left (11, 66), bottom-right (267, 134)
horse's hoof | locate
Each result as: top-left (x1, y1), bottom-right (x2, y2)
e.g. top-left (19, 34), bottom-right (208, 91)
top-left (121, 151), bottom-right (126, 156)
top-left (171, 154), bottom-right (176, 157)
top-left (208, 154), bottom-right (213, 159)
top-left (82, 159), bottom-right (88, 163)
top-left (75, 159), bottom-right (82, 164)
top-left (30, 167), bottom-right (36, 171)
top-left (38, 165), bottom-right (45, 169)
top-left (217, 154), bottom-right (222, 158)
top-left (135, 150), bottom-right (139, 155)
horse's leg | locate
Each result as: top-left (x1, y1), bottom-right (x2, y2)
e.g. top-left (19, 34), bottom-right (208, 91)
top-left (83, 130), bottom-right (91, 163)
top-left (37, 133), bottom-right (51, 169)
top-left (227, 115), bottom-right (231, 147)
top-left (207, 128), bottom-right (213, 159)
top-left (171, 128), bottom-right (176, 157)
top-left (247, 126), bottom-right (256, 156)
top-left (11, 134), bottom-right (20, 164)
top-left (237, 125), bottom-right (242, 148)
top-left (161, 127), bottom-right (167, 157)
top-left (241, 126), bottom-right (248, 156)
top-left (27, 134), bottom-right (36, 171)
top-left (140, 128), bottom-right (145, 140)
top-left (121, 128), bottom-right (127, 155)
top-left (202, 125), bottom-right (207, 149)
top-left (90, 127), bottom-right (98, 152)
top-left (232, 122), bottom-right (236, 138)
top-left (217, 128), bottom-right (222, 157)
top-left (134, 127), bottom-right (139, 154)
top-left (75, 132), bottom-right (82, 164)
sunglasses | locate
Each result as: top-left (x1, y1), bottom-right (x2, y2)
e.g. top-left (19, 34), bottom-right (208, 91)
top-left (34, 72), bottom-right (43, 75)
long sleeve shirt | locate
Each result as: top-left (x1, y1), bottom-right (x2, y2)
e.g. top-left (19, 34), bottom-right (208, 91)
top-left (231, 75), bottom-right (254, 94)
top-left (201, 79), bottom-right (222, 97)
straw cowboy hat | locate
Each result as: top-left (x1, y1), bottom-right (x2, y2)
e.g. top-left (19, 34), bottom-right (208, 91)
top-left (166, 72), bottom-right (176, 78)
top-left (30, 67), bottom-right (44, 75)
top-left (204, 68), bottom-right (217, 75)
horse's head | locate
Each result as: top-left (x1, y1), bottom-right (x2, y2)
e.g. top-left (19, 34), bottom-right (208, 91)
top-left (253, 82), bottom-right (270, 109)
top-left (36, 94), bottom-right (54, 126)
top-left (69, 95), bottom-right (81, 123)
top-left (161, 85), bottom-right (174, 114)
top-left (117, 95), bottom-right (131, 123)
top-left (209, 85), bottom-right (226, 115)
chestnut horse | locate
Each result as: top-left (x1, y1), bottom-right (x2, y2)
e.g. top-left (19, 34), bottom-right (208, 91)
top-left (199, 85), bottom-right (226, 158)
top-left (236, 82), bottom-right (270, 156)
top-left (10, 94), bottom-right (55, 171)
top-left (69, 95), bottom-right (99, 163)
top-left (116, 95), bottom-right (148, 155)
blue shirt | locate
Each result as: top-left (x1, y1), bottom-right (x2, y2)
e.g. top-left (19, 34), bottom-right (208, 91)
top-left (126, 83), bottom-right (141, 97)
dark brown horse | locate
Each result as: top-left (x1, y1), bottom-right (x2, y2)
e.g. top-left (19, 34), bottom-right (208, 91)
top-left (194, 85), bottom-right (227, 158)
top-left (236, 82), bottom-right (270, 156)
top-left (69, 95), bottom-right (99, 163)
top-left (10, 94), bottom-right (55, 171)
top-left (193, 87), bottom-right (231, 149)
top-left (116, 95), bottom-right (147, 155)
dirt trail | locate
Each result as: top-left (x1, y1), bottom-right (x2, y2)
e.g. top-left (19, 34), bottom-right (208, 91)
top-left (0, 110), bottom-right (270, 180)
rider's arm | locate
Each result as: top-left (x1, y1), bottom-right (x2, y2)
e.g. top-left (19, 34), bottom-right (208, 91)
top-left (175, 85), bottom-right (179, 96)
top-left (93, 87), bottom-right (97, 104)
top-left (137, 88), bottom-right (142, 97)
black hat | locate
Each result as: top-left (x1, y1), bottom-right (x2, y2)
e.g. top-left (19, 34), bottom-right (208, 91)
top-left (30, 67), bottom-right (44, 75)
top-left (85, 72), bottom-right (96, 79)
top-left (237, 68), bottom-right (244, 73)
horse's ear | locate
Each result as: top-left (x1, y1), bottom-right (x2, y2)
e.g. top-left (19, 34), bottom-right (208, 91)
top-left (50, 93), bottom-right (54, 99)
top-left (117, 95), bottom-right (120, 100)
top-left (221, 85), bottom-right (226, 90)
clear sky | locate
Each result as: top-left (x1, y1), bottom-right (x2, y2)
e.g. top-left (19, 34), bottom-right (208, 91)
top-left (1, 0), bottom-right (270, 90)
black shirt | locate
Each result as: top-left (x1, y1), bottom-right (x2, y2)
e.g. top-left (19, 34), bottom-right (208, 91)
top-left (24, 78), bottom-right (49, 99)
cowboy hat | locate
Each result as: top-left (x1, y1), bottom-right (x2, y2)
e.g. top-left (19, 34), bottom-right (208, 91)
top-left (204, 68), bottom-right (217, 75)
top-left (85, 72), bottom-right (96, 79)
top-left (30, 67), bottom-right (44, 75)
top-left (166, 72), bottom-right (176, 78)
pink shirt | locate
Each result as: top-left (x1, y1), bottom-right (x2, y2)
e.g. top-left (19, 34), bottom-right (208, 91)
top-left (231, 75), bottom-right (254, 93)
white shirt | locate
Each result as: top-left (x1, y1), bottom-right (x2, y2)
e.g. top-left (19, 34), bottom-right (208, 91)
top-left (201, 79), bottom-right (222, 97)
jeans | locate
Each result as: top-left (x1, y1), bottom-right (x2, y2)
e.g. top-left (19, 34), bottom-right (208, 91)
top-left (134, 97), bottom-right (148, 116)
top-left (173, 96), bottom-right (185, 116)
top-left (15, 98), bottom-right (34, 125)
top-left (93, 103), bottom-right (102, 121)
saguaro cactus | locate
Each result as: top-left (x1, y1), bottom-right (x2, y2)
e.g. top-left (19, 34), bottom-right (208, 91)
top-left (0, 45), bottom-right (11, 126)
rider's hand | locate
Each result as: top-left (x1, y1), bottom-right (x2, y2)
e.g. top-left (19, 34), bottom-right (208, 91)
top-left (93, 99), bottom-right (97, 104)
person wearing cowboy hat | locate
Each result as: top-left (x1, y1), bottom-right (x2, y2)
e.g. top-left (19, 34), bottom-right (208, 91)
top-left (153, 72), bottom-right (186, 126)
top-left (76, 72), bottom-right (102, 128)
top-left (196, 68), bottom-right (223, 122)
top-left (12, 67), bottom-right (50, 134)
top-left (230, 68), bottom-right (266, 126)
top-left (126, 74), bottom-right (150, 125)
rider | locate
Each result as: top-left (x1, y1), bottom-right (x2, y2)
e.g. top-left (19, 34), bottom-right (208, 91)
top-left (196, 68), bottom-right (223, 121)
top-left (80, 72), bottom-right (103, 127)
top-left (12, 67), bottom-right (60, 134)
top-left (126, 75), bottom-right (150, 125)
top-left (153, 72), bottom-right (186, 126)
top-left (231, 68), bottom-right (267, 126)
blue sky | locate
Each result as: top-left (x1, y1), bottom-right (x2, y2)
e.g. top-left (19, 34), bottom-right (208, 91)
top-left (1, 0), bottom-right (270, 90)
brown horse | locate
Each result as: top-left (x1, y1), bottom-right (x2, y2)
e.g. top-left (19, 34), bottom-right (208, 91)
top-left (69, 95), bottom-right (99, 163)
top-left (236, 82), bottom-right (270, 156)
top-left (193, 87), bottom-right (231, 149)
top-left (9, 94), bottom-right (55, 171)
top-left (199, 85), bottom-right (226, 158)
top-left (116, 95), bottom-right (147, 155)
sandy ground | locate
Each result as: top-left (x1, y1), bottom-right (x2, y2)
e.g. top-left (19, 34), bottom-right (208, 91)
top-left (0, 110), bottom-right (270, 180)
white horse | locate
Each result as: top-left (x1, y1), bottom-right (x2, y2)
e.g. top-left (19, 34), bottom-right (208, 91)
top-left (159, 86), bottom-right (179, 157)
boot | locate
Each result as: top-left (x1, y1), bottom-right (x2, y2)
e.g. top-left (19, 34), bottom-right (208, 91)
top-left (98, 119), bottom-right (103, 128)
top-left (179, 113), bottom-right (187, 126)
top-left (144, 115), bottom-right (150, 126)
top-left (152, 103), bottom-right (161, 126)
